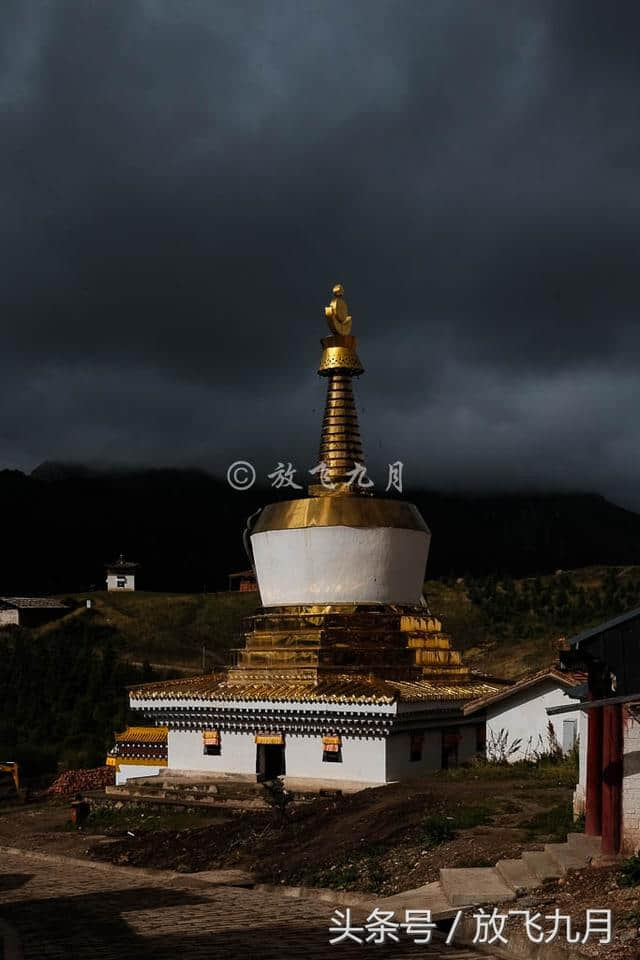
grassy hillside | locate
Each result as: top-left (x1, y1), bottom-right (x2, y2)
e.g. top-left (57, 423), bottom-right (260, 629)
top-left (428, 565), bottom-right (640, 678)
top-left (46, 590), bottom-right (261, 670)
top-left (44, 563), bottom-right (640, 680)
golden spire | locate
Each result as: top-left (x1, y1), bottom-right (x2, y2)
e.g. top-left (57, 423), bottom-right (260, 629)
top-left (310, 284), bottom-right (367, 496)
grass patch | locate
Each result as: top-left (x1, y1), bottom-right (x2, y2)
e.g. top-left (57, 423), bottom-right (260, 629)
top-left (451, 804), bottom-right (493, 828)
top-left (519, 802), bottom-right (576, 841)
top-left (439, 755), bottom-right (578, 788)
top-left (419, 804), bottom-right (493, 849)
top-left (420, 815), bottom-right (456, 848)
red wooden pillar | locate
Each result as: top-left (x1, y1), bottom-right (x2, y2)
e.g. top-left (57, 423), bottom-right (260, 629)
top-left (601, 703), bottom-right (623, 856)
top-left (585, 705), bottom-right (603, 836)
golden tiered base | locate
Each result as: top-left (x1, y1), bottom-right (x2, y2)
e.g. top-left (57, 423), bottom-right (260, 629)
top-left (227, 604), bottom-right (471, 688)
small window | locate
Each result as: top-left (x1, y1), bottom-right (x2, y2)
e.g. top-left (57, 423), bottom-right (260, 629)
top-left (202, 731), bottom-right (220, 756)
top-left (322, 736), bottom-right (342, 763)
top-left (116, 576), bottom-right (127, 589)
top-left (410, 733), bottom-right (424, 762)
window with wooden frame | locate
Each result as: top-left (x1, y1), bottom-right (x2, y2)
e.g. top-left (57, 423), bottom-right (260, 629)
top-left (322, 735), bottom-right (342, 763)
top-left (202, 730), bottom-right (221, 756)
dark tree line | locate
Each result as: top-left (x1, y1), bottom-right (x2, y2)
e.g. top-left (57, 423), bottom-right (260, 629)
top-left (3, 463), bottom-right (640, 594)
top-left (0, 617), bottom-right (160, 775)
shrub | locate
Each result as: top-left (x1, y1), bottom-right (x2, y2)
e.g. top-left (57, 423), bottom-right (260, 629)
top-left (421, 815), bottom-right (456, 848)
top-left (619, 853), bottom-right (640, 888)
top-left (486, 728), bottom-right (522, 763)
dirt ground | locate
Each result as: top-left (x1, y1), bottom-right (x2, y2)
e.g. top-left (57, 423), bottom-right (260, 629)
top-left (483, 865), bottom-right (640, 960)
top-left (0, 795), bottom-right (226, 859)
top-left (0, 771), bottom-right (577, 895)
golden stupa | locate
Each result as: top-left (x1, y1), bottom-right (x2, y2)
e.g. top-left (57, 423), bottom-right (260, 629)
top-left (120, 285), bottom-right (505, 789)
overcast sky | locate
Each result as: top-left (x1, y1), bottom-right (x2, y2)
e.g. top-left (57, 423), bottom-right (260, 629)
top-left (3, 1), bottom-right (640, 506)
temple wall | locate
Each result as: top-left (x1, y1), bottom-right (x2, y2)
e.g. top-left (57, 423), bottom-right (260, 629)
top-left (168, 730), bottom-right (255, 774)
top-left (286, 735), bottom-right (386, 782)
top-left (486, 681), bottom-right (580, 763)
top-left (622, 709), bottom-right (640, 855)
top-left (167, 730), bottom-right (387, 782)
top-left (0, 609), bottom-right (19, 626)
top-left (251, 526), bottom-right (429, 605)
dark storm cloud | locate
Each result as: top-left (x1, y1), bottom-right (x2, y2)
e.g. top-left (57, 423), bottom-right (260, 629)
top-left (2, 1), bottom-right (640, 504)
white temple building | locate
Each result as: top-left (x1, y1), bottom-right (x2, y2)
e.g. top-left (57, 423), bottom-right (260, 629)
top-left (105, 554), bottom-right (138, 592)
top-left (109, 285), bottom-right (506, 790)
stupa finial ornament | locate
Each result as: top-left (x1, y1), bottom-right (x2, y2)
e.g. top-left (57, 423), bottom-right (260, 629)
top-left (325, 282), bottom-right (352, 336)
top-left (313, 282), bottom-right (366, 494)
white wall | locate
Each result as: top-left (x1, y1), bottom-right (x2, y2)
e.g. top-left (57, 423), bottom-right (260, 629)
top-left (251, 526), bottom-right (429, 606)
top-left (286, 735), bottom-right (386, 782)
top-left (116, 763), bottom-right (163, 785)
top-left (573, 708), bottom-right (588, 816)
top-left (106, 574), bottom-right (135, 591)
top-left (486, 680), bottom-right (580, 763)
top-left (623, 710), bottom-right (640, 855)
top-left (0, 610), bottom-right (19, 626)
top-left (168, 730), bottom-right (256, 774)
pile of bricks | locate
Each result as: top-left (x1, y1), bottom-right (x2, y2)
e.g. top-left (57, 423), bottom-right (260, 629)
top-left (45, 766), bottom-right (115, 796)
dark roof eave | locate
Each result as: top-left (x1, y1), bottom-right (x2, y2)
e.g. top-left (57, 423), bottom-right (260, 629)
top-left (569, 606), bottom-right (640, 649)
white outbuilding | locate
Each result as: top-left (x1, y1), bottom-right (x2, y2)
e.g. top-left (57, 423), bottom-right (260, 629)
top-left (105, 554), bottom-right (138, 592)
top-left (464, 667), bottom-right (586, 763)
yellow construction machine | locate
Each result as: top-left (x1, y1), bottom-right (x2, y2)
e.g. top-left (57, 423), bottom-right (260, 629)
top-left (0, 761), bottom-right (22, 798)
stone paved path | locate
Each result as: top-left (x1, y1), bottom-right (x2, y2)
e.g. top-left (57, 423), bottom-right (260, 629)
top-left (0, 849), bottom-right (488, 960)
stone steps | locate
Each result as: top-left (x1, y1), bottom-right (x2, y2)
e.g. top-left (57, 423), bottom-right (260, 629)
top-left (440, 867), bottom-right (516, 907)
top-left (376, 833), bottom-right (602, 926)
top-left (124, 776), bottom-right (267, 797)
top-left (494, 858), bottom-right (539, 893)
top-left (544, 842), bottom-right (590, 872)
top-left (105, 775), bottom-right (273, 809)
top-left (104, 785), bottom-right (271, 809)
top-left (520, 849), bottom-right (564, 882)
top-left (567, 831), bottom-right (601, 856)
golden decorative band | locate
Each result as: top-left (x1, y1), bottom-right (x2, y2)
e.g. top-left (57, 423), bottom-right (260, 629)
top-left (252, 496), bottom-right (429, 533)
